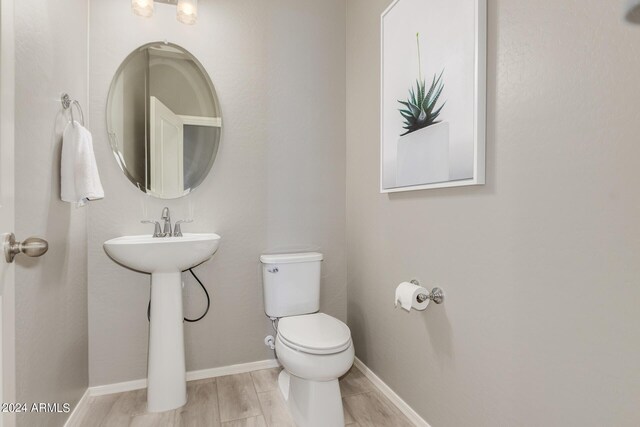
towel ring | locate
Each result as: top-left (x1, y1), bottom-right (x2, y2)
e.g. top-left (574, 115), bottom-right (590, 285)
top-left (61, 93), bottom-right (85, 127)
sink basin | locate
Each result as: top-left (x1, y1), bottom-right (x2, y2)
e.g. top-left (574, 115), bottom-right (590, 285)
top-left (103, 232), bottom-right (221, 413)
top-left (104, 233), bottom-right (220, 274)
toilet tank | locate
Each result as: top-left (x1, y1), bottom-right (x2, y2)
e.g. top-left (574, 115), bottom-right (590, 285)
top-left (260, 252), bottom-right (323, 318)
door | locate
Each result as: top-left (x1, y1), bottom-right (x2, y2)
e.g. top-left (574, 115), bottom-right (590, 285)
top-left (149, 96), bottom-right (184, 199)
top-left (0, 0), bottom-right (16, 425)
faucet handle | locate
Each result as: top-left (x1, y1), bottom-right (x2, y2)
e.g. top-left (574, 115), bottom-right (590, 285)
top-left (141, 220), bottom-right (164, 238)
top-left (173, 219), bottom-right (193, 237)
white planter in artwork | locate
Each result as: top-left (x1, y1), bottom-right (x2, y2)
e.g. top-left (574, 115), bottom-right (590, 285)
top-left (396, 121), bottom-right (450, 187)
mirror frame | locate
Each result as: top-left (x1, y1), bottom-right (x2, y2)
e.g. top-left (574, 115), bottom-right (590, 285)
top-left (106, 41), bottom-right (222, 198)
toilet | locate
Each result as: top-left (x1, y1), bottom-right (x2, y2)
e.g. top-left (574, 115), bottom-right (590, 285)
top-left (260, 252), bottom-right (354, 427)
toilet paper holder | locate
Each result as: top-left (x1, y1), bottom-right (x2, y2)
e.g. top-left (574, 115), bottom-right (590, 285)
top-left (411, 280), bottom-right (445, 305)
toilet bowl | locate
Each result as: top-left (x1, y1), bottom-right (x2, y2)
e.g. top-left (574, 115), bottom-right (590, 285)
top-left (260, 252), bottom-right (353, 426)
top-left (275, 313), bottom-right (354, 427)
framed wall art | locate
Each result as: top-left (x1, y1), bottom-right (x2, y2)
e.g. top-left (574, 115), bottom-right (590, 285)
top-left (381, 0), bottom-right (486, 193)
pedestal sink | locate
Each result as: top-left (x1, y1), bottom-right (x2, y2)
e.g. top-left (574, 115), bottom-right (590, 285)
top-left (103, 233), bottom-right (221, 412)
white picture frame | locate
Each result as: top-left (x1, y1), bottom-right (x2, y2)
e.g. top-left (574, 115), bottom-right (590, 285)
top-left (380, 0), bottom-right (487, 193)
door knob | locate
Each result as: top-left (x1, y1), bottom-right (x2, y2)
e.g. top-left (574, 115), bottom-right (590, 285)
top-left (4, 233), bottom-right (49, 263)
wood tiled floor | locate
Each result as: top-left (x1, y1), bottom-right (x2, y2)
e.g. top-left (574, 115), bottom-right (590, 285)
top-left (69, 367), bottom-right (413, 426)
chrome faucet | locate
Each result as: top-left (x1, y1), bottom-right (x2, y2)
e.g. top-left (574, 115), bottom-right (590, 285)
top-left (173, 219), bottom-right (193, 237)
top-left (141, 220), bottom-right (164, 238)
top-left (161, 207), bottom-right (172, 237)
top-left (142, 207), bottom-right (191, 238)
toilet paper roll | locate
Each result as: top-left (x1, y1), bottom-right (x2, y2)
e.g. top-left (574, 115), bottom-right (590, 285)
top-left (395, 282), bottom-right (429, 312)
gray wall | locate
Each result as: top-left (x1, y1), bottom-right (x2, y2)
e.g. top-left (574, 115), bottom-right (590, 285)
top-left (346, 1), bottom-right (640, 426)
top-left (14, 0), bottom-right (89, 425)
top-left (88, 0), bottom-right (346, 386)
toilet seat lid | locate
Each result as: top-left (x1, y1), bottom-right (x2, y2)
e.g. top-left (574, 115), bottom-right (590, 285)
top-left (278, 313), bottom-right (352, 355)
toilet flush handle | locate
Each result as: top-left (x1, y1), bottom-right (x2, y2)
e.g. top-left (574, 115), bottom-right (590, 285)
top-left (267, 267), bottom-right (279, 273)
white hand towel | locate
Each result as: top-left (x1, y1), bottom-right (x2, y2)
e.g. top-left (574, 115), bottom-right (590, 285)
top-left (61, 121), bottom-right (104, 206)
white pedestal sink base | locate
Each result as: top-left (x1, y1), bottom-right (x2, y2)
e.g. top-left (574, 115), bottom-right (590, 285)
top-left (103, 233), bottom-right (221, 413)
top-left (147, 272), bottom-right (187, 412)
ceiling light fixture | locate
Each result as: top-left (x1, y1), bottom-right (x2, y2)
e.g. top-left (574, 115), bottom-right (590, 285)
top-left (177, 0), bottom-right (198, 25)
top-left (132, 0), bottom-right (154, 18)
top-left (132, 0), bottom-right (198, 25)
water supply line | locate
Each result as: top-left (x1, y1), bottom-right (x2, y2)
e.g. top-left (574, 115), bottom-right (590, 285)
top-left (147, 268), bottom-right (210, 322)
top-left (264, 317), bottom-right (279, 350)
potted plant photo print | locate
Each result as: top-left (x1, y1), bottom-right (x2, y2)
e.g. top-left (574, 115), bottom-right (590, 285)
top-left (396, 33), bottom-right (450, 186)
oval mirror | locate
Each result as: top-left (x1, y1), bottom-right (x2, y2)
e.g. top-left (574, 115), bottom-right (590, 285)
top-left (106, 42), bottom-right (221, 199)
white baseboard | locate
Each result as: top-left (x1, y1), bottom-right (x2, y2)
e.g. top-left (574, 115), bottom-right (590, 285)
top-left (186, 359), bottom-right (281, 382)
top-left (68, 357), bottom-right (427, 426)
top-left (354, 357), bottom-right (431, 427)
top-left (88, 378), bottom-right (147, 397)
top-left (63, 388), bottom-right (90, 427)
top-left (88, 359), bottom-right (280, 397)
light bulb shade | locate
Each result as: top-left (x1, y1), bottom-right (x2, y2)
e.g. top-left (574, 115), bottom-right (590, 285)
top-left (177, 0), bottom-right (198, 25)
top-left (132, 0), bottom-right (154, 17)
